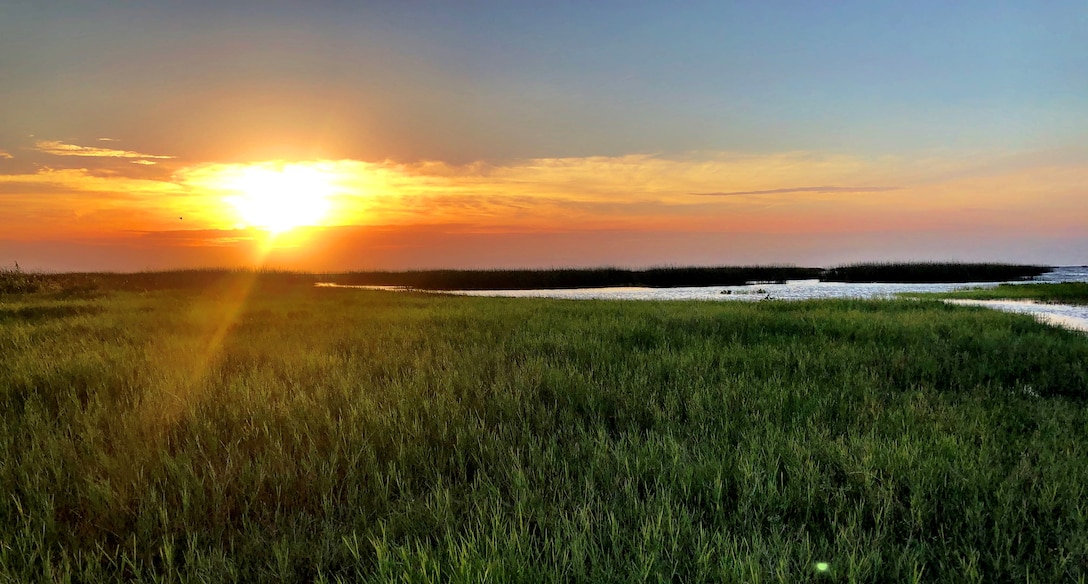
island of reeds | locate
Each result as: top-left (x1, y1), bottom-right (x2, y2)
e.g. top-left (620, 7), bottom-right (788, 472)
top-left (818, 262), bottom-right (1050, 284)
top-left (2, 265), bottom-right (1086, 582)
top-left (326, 266), bottom-right (823, 290)
top-left (329, 262), bottom-right (1048, 290)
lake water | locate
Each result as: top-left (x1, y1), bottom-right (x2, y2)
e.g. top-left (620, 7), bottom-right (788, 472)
top-left (320, 266), bottom-right (1088, 332)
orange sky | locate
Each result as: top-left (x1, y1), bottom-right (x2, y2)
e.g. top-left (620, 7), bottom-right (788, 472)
top-left (1, 143), bottom-right (1085, 270)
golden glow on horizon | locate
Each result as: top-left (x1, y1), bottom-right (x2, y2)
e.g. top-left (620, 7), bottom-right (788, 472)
top-left (215, 164), bottom-right (338, 233)
top-left (1, 150), bottom-right (1085, 269)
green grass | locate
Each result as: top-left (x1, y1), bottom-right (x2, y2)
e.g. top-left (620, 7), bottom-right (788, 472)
top-left (910, 282), bottom-right (1088, 305)
top-left (0, 264), bottom-right (58, 295)
top-left (2, 275), bottom-right (1087, 582)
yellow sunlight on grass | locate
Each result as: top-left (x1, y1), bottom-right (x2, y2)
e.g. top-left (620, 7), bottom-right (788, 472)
top-left (215, 164), bottom-right (339, 233)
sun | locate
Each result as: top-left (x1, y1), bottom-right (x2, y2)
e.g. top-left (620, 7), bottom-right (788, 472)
top-left (219, 164), bottom-right (337, 233)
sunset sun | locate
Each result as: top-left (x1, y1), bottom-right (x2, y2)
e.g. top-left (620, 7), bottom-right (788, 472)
top-left (219, 165), bottom-right (337, 233)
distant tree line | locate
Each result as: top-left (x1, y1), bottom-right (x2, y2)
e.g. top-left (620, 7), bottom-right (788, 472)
top-left (2, 263), bottom-right (1054, 293)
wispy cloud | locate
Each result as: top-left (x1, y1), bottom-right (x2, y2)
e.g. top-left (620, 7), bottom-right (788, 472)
top-left (693, 186), bottom-right (899, 197)
top-left (32, 140), bottom-right (173, 162)
top-left (3, 149), bottom-right (1085, 251)
top-left (0, 150), bottom-right (12, 159)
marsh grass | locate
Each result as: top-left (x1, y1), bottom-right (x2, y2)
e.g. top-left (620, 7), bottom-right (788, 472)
top-left (331, 263), bottom-right (1051, 289)
top-left (0, 264), bottom-right (57, 295)
top-left (13, 262), bottom-right (1054, 296)
top-left (1, 277), bottom-right (1086, 582)
top-left (910, 282), bottom-right (1088, 305)
top-left (40, 268), bottom-right (318, 294)
top-left (822, 262), bottom-right (1050, 284)
top-left (329, 266), bottom-right (822, 290)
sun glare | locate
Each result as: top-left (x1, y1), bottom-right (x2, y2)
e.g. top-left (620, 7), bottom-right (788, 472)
top-left (219, 165), bottom-right (337, 233)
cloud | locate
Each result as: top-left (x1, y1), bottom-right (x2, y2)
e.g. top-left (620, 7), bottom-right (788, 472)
top-left (693, 186), bottom-right (900, 197)
top-left (3, 149), bottom-right (1086, 261)
top-left (0, 166), bottom-right (180, 195)
top-left (0, 150), bottom-right (12, 159)
top-left (172, 150), bottom-right (1088, 237)
top-left (130, 228), bottom-right (257, 247)
top-left (32, 140), bottom-right (174, 160)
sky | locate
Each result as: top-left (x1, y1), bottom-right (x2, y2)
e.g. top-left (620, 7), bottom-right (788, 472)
top-left (1, 0), bottom-right (1085, 271)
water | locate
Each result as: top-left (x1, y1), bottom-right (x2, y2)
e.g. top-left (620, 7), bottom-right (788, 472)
top-left (320, 266), bottom-right (1088, 332)
top-left (1033, 266), bottom-right (1088, 283)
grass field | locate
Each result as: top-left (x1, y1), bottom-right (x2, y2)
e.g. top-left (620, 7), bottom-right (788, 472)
top-left (911, 282), bottom-right (1088, 305)
top-left (2, 273), bottom-right (1087, 582)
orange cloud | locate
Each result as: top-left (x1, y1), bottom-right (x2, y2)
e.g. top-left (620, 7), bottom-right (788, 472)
top-left (0, 167), bottom-right (224, 239)
top-left (32, 140), bottom-right (174, 163)
top-left (2, 149), bottom-right (1085, 269)
top-left (694, 186), bottom-right (899, 197)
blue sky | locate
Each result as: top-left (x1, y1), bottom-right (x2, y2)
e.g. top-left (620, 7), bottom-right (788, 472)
top-left (4, 0), bottom-right (1084, 162)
